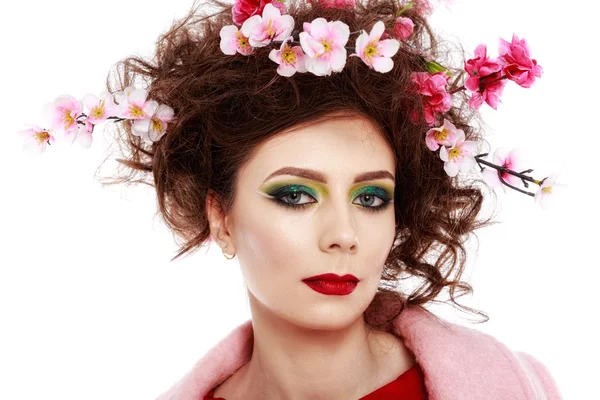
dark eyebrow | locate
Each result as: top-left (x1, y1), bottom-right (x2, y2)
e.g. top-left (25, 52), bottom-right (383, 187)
top-left (262, 167), bottom-right (395, 184)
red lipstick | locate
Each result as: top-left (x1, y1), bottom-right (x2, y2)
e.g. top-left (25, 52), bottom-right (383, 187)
top-left (302, 273), bottom-right (359, 296)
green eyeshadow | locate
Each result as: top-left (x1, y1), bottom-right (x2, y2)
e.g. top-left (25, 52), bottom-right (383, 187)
top-left (258, 179), bottom-right (393, 202)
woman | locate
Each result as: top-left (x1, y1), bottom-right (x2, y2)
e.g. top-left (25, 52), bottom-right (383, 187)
top-left (15, 0), bottom-right (564, 398)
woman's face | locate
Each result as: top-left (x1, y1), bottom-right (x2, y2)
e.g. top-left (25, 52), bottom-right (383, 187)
top-left (213, 113), bottom-right (397, 330)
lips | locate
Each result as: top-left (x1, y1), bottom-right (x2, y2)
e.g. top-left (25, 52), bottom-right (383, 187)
top-left (302, 273), bottom-right (359, 282)
top-left (303, 280), bottom-right (358, 295)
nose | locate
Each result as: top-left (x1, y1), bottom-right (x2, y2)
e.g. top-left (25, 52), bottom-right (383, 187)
top-left (318, 195), bottom-right (359, 254)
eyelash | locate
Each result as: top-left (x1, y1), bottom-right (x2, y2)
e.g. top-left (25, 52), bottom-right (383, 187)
top-left (270, 186), bottom-right (393, 214)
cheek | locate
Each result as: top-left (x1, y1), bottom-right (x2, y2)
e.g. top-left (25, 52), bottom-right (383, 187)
top-left (361, 217), bottom-right (396, 274)
top-left (234, 211), bottom-right (309, 284)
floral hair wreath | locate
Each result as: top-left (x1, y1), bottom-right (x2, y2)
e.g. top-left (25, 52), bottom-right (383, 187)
top-left (18, 0), bottom-right (566, 210)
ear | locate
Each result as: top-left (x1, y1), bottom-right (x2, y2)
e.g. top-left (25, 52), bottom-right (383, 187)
top-left (206, 189), bottom-right (234, 251)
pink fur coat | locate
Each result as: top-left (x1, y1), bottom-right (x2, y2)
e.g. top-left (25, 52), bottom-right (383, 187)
top-left (156, 302), bottom-right (563, 399)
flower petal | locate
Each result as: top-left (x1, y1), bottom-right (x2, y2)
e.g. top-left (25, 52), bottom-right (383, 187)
top-left (459, 156), bottom-right (476, 172)
top-left (329, 47), bottom-right (347, 71)
top-left (299, 32), bottom-right (324, 57)
top-left (370, 21), bottom-right (385, 41)
top-left (133, 118), bottom-right (151, 134)
top-left (274, 15), bottom-right (295, 40)
top-left (306, 56), bottom-right (332, 76)
top-left (82, 94), bottom-right (99, 110)
top-left (461, 140), bottom-right (478, 154)
top-left (77, 130), bottom-right (93, 149)
top-left (482, 168), bottom-right (501, 188)
top-left (355, 31), bottom-right (369, 57)
top-left (269, 48), bottom-right (282, 63)
top-left (439, 145), bottom-right (449, 161)
top-left (22, 138), bottom-right (44, 155)
top-left (330, 20), bottom-right (350, 46)
top-left (262, 3), bottom-right (281, 20)
top-left (303, 22), bottom-right (311, 34)
top-left (444, 162), bottom-right (459, 177)
top-left (372, 56), bottom-right (393, 73)
top-left (309, 18), bottom-right (329, 38)
top-left (144, 100), bottom-right (159, 116)
top-left (220, 25), bottom-right (239, 55)
top-left (277, 64), bottom-right (297, 77)
top-left (378, 39), bottom-right (400, 57)
top-left (240, 15), bottom-right (262, 38)
top-left (128, 89), bottom-right (148, 105)
top-left (156, 104), bottom-right (174, 121)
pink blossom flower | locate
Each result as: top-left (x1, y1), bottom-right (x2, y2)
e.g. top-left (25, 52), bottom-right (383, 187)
top-left (268, 37), bottom-right (307, 76)
top-left (464, 45), bottom-right (508, 110)
top-left (82, 91), bottom-right (117, 131)
top-left (481, 147), bottom-right (525, 193)
top-left (464, 44), bottom-right (501, 91)
top-left (411, 71), bottom-right (452, 125)
top-left (17, 124), bottom-right (56, 154)
top-left (240, 3), bottom-right (294, 48)
top-left (439, 131), bottom-right (477, 177)
top-left (425, 118), bottom-right (463, 151)
top-left (351, 21), bottom-right (400, 73)
top-left (299, 18), bottom-right (350, 76)
top-left (45, 95), bottom-right (83, 138)
top-left (114, 86), bottom-right (174, 143)
top-left (114, 86), bottom-right (135, 105)
top-left (232, 0), bottom-right (285, 26)
top-left (307, 0), bottom-right (356, 9)
top-left (220, 25), bottom-right (254, 55)
top-left (466, 71), bottom-right (508, 110)
top-left (131, 103), bottom-right (175, 145)
top-left (534, 172), bottom-right (567, 210)
top-left (116, 88), bottom-right (159, 134)
top-left (76, 124), bottom-right (93, 149)
top-left (392, 17), bottom-right (414, 40)
top-left (498, 34), bottom-right (543, 88)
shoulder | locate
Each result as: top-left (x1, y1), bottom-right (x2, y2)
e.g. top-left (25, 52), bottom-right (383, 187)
top-left (390, 305), bottom-right (564, 399)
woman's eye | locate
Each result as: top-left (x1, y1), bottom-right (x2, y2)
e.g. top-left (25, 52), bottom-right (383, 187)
top-left (273, 187), bottom-right (391, 212)
top-left (278, 190), bottom-right (317, 206)
top-left (353, 193), bottom-right (385, 207)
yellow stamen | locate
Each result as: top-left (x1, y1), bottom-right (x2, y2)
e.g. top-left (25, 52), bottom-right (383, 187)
top-left (542, 186), bottom-right (552, 194)
top-left (91, 101), bottom-right (105, 119)
top-left (34, 130), bottom-right (51, 145)
top-left (434, 128), bottom-right (449, 142)
top-left (128, 105), bottom-right (145, 118)
top-left (365, 41), bottom-right (379, 60)
top-left (62, 110), bottom-right (74, 130)
top-left (282, 46), bottom-right (296, 64)
top-left (152, 118), bottom-right (163, 133)
top-left (448, 148), bottom-right (461, 160)
top-left (236, 31), bottom-right (250, 50)
top-left (315, 39), bottom-right (332, 59)
top-left (266, 19), bottom-right (275, 37)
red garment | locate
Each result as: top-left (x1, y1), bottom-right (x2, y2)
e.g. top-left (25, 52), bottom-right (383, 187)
top-left (203, 363), bottom-right (427, 399)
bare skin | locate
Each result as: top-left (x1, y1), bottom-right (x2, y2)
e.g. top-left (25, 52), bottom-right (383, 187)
top-left (212, 309), bottom-right (417, 400)
top-left (207, 112), bottom-right (415, 400)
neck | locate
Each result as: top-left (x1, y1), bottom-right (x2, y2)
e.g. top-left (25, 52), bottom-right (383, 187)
top-left (239, 291), bottom-right (384, 400)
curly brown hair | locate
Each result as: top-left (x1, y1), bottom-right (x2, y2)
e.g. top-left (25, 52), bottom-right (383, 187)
top-left (99, 0), bottom-right (497, 332)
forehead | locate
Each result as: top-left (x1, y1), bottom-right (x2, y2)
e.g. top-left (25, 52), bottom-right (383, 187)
top-left (240, 114), bottom-right (396, 184)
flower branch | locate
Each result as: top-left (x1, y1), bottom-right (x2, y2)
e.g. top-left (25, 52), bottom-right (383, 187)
top-left (474, 153), bottom-right (542, 197)
top-left (18, 89), bottom-right (174, 153)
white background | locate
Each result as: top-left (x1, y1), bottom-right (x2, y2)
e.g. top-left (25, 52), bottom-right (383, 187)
top-left (0, 0), bottom-right (594, 398)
